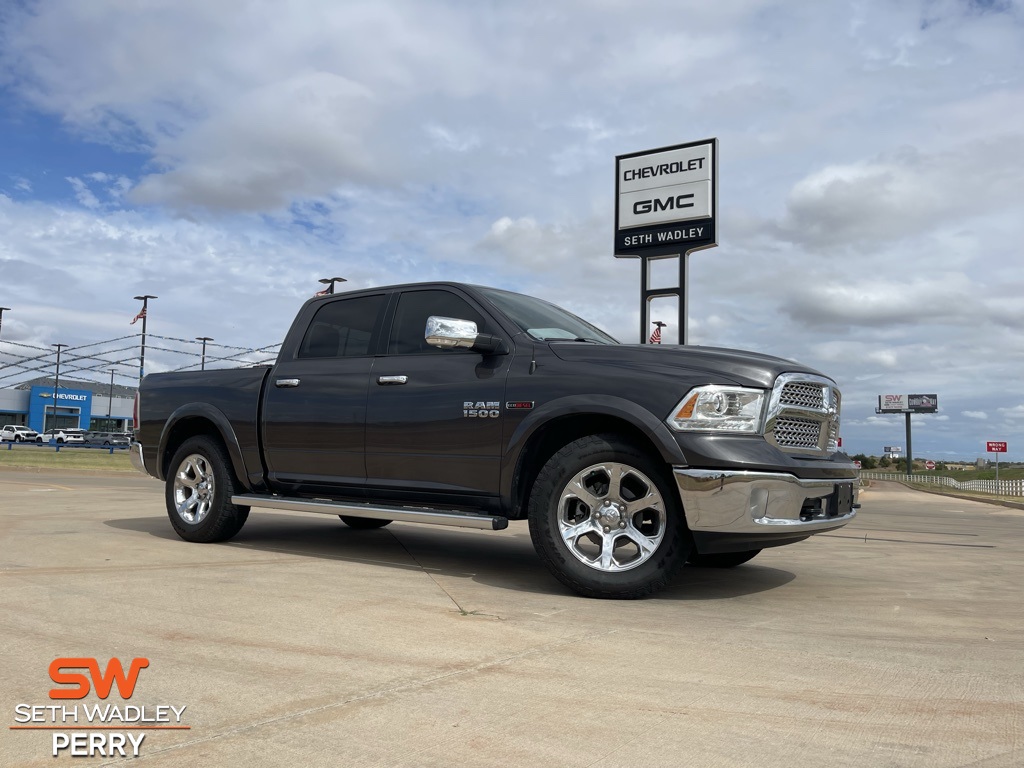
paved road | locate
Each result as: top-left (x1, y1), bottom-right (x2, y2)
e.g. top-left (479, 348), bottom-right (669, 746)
top-left (1, 472), bottom-right (1021, 767)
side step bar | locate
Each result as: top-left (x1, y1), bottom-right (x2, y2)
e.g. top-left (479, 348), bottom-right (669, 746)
top-left (230, 494), bottom-right (508, 531)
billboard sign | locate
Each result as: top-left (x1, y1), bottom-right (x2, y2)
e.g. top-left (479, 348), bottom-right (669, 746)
top-left (877, 394), bottom-right (938, 414)
top-left (908, 394), bottom-right (938, 413)
top-left (884, 446), bottom-right (902, 453)
top-left (615, 138), bottom-right (717, 259)
top-left (987, 441), bottom-right (1007, 453)
top-left (878, 394), bottom-right (907, 412)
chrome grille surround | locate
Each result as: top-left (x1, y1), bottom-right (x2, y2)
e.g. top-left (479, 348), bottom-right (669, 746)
top-left (764, 373), bottom-right (841, 456)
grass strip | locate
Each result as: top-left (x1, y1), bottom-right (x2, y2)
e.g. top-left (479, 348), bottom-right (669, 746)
top-left (0, 446), bottom-right (134, 472)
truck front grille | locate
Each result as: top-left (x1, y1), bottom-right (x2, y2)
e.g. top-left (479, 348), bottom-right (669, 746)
top-left (773, 417), bottom-right (824, 450)
top-left (764, 373), bottom-right (841, 456)
top-left (780, 381), bottom-right (825, 410)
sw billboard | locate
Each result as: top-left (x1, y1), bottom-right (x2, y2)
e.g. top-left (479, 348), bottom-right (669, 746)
top-left (877, 394), bottom-right (938, 414)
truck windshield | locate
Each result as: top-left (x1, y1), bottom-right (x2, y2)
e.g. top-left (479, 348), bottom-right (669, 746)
top-left (477, 287), bottom-right (619, 344)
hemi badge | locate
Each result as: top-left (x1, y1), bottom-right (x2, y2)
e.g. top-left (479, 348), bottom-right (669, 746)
top-left (506, 401), bottom-right (534, 410)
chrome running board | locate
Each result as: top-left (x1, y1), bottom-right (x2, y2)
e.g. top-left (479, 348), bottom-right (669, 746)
top-left (230, 494), bottom-right (508, 531)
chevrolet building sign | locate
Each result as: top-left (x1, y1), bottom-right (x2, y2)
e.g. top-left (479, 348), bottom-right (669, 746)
top-left (615, 138), bottom-right (717, 258)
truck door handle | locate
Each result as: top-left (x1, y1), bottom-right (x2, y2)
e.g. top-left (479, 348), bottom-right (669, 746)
top-left (377, 375), bottom-right (408, 385)
top-left (275, 378), bottom-right (301, 388)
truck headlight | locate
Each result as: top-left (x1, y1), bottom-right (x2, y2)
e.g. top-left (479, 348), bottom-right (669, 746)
top-left (666, 386), bottom-right (767, 433)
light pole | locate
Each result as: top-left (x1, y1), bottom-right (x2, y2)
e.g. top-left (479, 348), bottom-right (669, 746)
top-left (196, 336), bottom-right (213, 371)
top-left (51, 343), bottom-right (68, 431)
top-left (133, 295), bottom-right (157, 383)
top-left (0, 306), bottom-right (10, 339)
top-left (318, 276), bottom-right (347, 295)
top-left (107, 369), bottom-right (115, 418)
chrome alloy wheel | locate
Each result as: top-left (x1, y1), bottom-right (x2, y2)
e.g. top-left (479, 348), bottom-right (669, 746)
top-left (557, 462), bottom-right (666, 572)
top-left (172, 453), bottom-right (216, 524)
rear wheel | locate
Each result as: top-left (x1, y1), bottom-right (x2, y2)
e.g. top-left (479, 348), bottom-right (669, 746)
top-left (528, 434), bottom-right (689, 599)
top-left (688, 550), bottom-right (762, 568)
top-left (339, 516), bottom-right (392, 529)
top-left (165, 436), bottom-right (249, 543)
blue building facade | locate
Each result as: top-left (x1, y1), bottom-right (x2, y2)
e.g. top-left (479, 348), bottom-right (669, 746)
top-left (28, 386), bottom-right (94, 431)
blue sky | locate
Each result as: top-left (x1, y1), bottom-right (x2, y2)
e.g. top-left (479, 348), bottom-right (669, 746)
top-left (1, 0), bottom-right (1023, 461)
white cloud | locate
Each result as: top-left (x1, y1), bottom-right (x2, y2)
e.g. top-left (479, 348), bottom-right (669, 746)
top-left (997, 405), bottom-right (1024, 422)
top-left (0, 0), bottom-right (1022, 459)
top-left (66, 177), bottom-right (100, 209)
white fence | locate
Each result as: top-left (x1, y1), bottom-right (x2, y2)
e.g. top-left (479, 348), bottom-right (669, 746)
top-left (861, 472), bottom-right (1024, 497)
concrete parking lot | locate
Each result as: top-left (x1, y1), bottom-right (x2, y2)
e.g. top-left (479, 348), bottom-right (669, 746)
top-left (1, 470), bottom-right (1022, 767)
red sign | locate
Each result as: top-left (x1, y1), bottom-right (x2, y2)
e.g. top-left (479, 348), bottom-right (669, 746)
top-left (987, 441), bottom-right (1007, 453)
top-left (925, 460), bottom-right (935, 470)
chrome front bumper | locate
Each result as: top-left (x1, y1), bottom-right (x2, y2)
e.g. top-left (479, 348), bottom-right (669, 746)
top-left (129, 442), bottom-right (149, 477)
top-left (674, 469), bottom-right (856, 535)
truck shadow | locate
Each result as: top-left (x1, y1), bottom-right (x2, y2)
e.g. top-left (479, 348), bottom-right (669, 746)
top-left (105, 513), bottom-right (796, 601)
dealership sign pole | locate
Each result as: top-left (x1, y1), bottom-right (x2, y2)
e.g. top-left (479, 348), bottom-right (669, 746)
top-left (615, 138), bottom-right (718, 344)
top-left (876, 394), bottom-right (938, 477)
top-left (987, 441), bottom-right (1007, 485)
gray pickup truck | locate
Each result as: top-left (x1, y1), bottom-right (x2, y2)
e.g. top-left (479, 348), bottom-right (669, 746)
top-left (132, 282), bottom-right (858, 598)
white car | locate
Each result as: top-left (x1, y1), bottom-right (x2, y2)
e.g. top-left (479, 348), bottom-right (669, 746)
top-left (38, 428), bottom-right (87, 444)
top-left (1, 425), bottom-right (40, 442)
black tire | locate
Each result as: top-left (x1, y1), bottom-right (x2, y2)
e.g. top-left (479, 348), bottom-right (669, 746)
top-left (165, 435), bottom-right (250, 543)
top-left (688, 550), bottom-right (762, 568)
top-left (338, 516), bottom-right (392, 529)
top-left (528, 434), bottom-right (689, 599)
top-left (14, 436), bottom-right (21, 443)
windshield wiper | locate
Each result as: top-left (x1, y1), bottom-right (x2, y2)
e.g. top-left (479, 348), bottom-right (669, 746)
top-left (537, 336), bottom-right (605, 343)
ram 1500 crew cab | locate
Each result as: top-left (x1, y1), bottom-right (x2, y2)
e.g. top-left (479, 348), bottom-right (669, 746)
top-left (132, 282), bottom-right (858, 598)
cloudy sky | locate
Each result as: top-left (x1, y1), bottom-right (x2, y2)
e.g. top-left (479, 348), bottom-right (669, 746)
top-left (0, 0), bottom-right (1021, 461)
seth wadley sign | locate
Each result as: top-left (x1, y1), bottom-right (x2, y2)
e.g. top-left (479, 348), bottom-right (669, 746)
top-left (615, 140), bottom-right (717, 257)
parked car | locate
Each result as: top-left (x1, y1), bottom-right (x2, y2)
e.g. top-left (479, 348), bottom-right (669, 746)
top-left (39, 428), bottom-right (87, 444)
top-left (86, 431), bottom-right (130, 446)
top-left (1, 425), bottom-right (39, 442)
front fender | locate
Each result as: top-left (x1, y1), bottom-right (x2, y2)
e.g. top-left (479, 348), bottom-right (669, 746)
top-left (500, 394), bottom-right (688, 504)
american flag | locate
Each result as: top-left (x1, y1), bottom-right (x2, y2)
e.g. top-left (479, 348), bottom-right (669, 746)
top-left (313, 287), bottom-right (330, 296)
top-left (130, 307), bottom-right (147, 325)
top-left (649, 321), bottom-right (666, 344)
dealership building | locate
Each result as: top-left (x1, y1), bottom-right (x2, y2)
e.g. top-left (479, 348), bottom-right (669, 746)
top-left (0, 377), bottom-right (135, 433)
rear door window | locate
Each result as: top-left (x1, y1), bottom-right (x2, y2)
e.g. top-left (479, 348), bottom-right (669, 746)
top-left (297, 295), bottom-right (386, 358)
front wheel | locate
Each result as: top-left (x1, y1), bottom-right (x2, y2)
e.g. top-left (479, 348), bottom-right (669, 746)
top-left (528, 434), bottom-right (689, 599)
top-left (165, 436), bottom-right (250, 543)
top-left (688, 550), bottom-right (762, 568)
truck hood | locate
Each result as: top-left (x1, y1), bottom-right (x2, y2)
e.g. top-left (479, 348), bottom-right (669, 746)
top-left (547, 343), bottom-right (828, 389)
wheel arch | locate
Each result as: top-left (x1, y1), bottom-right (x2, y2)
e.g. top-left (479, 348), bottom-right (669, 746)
top-left (504, 396), bottom-right (687, 519)
top-left (157, 404), bottom-right (250, 489)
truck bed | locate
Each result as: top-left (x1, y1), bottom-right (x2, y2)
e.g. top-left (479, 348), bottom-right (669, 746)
top-left (136, 366), bottom-right (271, 488)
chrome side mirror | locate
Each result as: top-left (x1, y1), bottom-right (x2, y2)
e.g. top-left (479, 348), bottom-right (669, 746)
top-left (425, 316), bottom-right (478, 349)
top-left (425, 316), bottom-right (507, 355)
